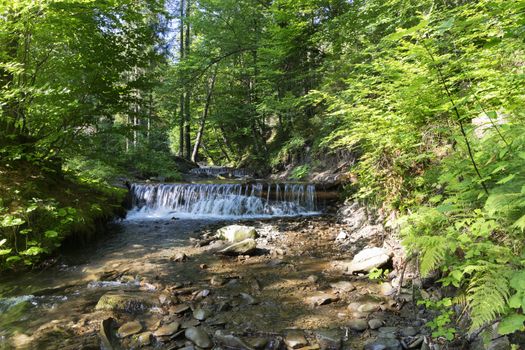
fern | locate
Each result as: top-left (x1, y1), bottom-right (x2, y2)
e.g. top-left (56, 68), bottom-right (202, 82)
top-left (419, 236), bottom-right (449, 276)
top-left (467, 267), bottom-right (510, 331)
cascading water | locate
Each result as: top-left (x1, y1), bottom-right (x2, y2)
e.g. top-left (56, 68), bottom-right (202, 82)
top-left (189, 167), bottom-right (253, 178)
top-left (128, 183), bottom-right (318, 219)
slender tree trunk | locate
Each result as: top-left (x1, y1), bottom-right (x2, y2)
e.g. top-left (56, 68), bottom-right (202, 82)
top-left (191, 67), bottom-right (217, 162)
top-left (178, 0), bottom-right (185, 157)
top-left (183, 0), bottom-right (192, 160)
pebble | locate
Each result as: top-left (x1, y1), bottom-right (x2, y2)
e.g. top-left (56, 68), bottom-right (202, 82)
top-left (315, 329), bottom-right (342, 350)
top-left (185, 327), bottom-right (212, 348)
top-left (211, 276), bottom-right (225, 286)
top-left (284, 330), bottom-right (308, 349)
top-left (171, 304), bottom-right (190, 314)
top-left (307, 293), bottom-right (338, 307)
top-left (240, 292), bottom-right (257, 305)
top-left (182, 319), bottom-right (200, 328)
top-left (137, 332), bottom-right (152, 346)
top-left (358, 302), bottom-right (379, 313)
top-left (348, 319), bottom-right (368, 331)
top-left (400, 326), bottom-right (418, 337)
top-left (248, 337), bottom-right (269, 349)
top-left (117, 320), bottom-right (143, 338)
top-left (364, 338), bottom-right (401, 350)
top-left (193, 308), bottom-right (209, 321)
top-left (307, 275), bottom-right (319, 283)
top-left (330, 281), bottom-right (355, 293)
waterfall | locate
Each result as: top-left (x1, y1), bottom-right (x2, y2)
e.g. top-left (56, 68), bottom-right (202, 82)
top-left (189, 167), bottom-right (253, 178)
top-left (128, 183), bottom-right (318, 219)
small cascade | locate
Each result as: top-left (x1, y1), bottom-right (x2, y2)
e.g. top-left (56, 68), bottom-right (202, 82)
top-left (189, 167), bottom-right (253, 178)
top-left (128, 183), bottom-right (318, 219)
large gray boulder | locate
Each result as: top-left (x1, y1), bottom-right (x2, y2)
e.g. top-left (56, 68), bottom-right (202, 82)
top-left (216, 225), bottom-right (258, 243)
top-left (344, 247), bottom-right (391, 274)
top-left (218, 238), bottom-right (257, 256)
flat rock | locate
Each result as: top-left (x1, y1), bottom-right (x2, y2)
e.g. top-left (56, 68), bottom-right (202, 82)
top-left (137, 332), bottom-right (152, 346)
top-left (211, 276), bottom-right (226, 286)
top-left (95, 292), bottom-right (158, 313)
top-left (248, 337), bottom-right (269, 349)
top-left (193, 308), bottom-right (209, 321)
top-left (171, 303), bottom-right (190, 314)
top-left (400, 326), bottom-right (418, 337)
top-left (364, 338), bottom-right (401, 350)
top-left (185, 327), bottom-right (212, 348)
top-left (216, 225), bottom-right (258, 243)
top-left (329, 281), bottom-right (355, 293)
top-left (214, 330), bottom-right (255, 350)
top-left (358, 302), bottom-right (380, 313)
top-left (315, 329), bottom-right (342, 350)
top-left (285, 330), bottom-right (308, 349)
top-left (308, 293), bottom-right (339, 307)
top-left (368, 319), bottom-right (384, 330)
top-left (117, 321), bottom-right (143, 338)
top-left (343, 247), bottom-right (391, 274)
top-left (153, 322), bottom-right (180, 337)
top-left (218, 238), bottom-right (257, 256)
top-left (348, 319), bottom-right (368, 332)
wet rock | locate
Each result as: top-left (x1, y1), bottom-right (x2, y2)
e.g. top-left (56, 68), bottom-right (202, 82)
top-left (348, 319), bottom-right (368, 332)
top-left (117, 321), bottom-right (143, 338)
top-left (100, 317), bottom-right (119, 350)
top-left (216, 225), bottom-right (258, 243)
top-left (307, 275), bottom-right (319, 283)
top-left (185, 327), bottom-right (212, 348)
top-left (368, 319), bottom-right (384, 330)
top-left (193, 308), bottom-right (209, 321)
top-left (153, 322), bottom-right (180, 337)
top-left (218, 238), bottom-right (257, 256)
top-left (315, 329), bottom-right (342, 350)
top-left (400, 327), bottom-right (418, 337)
top-left (342, 247), bottom-right (391, 274)
top-left (182, 319), bottom-right (200, 329)
top-left (137, 332), bottom-right (152, 346)
top-left (95, 292), bottom-right (158, 313)
top-left (248, 337), bottom-right (269, 349)
top-left (214, 330), bottom-right (255, 350)
top-left (285, 330), bottom-right (308, 349)
top-left (329, 281), bottom-right (355, 293)
top-left (171, 252), bottom-right (188, 262)
top-left (365, 338), bottom-right (401, 350)
top-left (307, 293), bottom-right (339, 307)
top-left (171, 303), bottom-right (190, 314)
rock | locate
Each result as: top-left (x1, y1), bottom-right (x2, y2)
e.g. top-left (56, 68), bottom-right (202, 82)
top-left (182, 319), bottom-right (200, 328)
top-left (329, 281), bottom-right (355, 293)
top-left (315, 329), bottom-right (342, 350)
top-left (285, 330), bottom-right (308, 349)
top-left (153, 322), bottom-right (180, 337)
top-left (400, 335), bottom-right (423, 349)
top-left (171, 252), bottom-right (188, 262)
top-left (214, 330), bottom-right (255, 350)
top-left (100, 317), bottom-right (118, 349)
top-left (216, 225), bottom-right (258, 243)
top-left (368, 319), bottom-right (384, 330)
top-left (158, 293), bottom-right (174, 305)
top-left (248, 337), bottom-right (269, 349)
top-left (218, 238), bottom-right (257, 256)
top-left (307, 275), bottom-right (319, 283)
top-left (364, 338), bottom-right (401, 350)
top-left (193, 308), bottom-right (209, 321)
top-left (117, 321), bottom-right (143, 338)
top-left (380, 282), bottom-right (396, 296)
top-left (211, 276), bottom-right (226, 286)
top-left (185, 327), bottom-right (212, 348)
top-left (348, 319), bottom-right (368, 332)
top-left (487, 336), bottom-right (511, 350)
top-left (137, 332), bottom-right (152, 346)
top-left (307, 293), bottom-right (339, 307)
top-left (358, 302), bottom-right (380, 313)
top-left (240, 292), bottom-right (257, 305)
top-left (400, 326), bottom-right (418, 337)
top-left (171, 303), bottom-right (190, 314)
top-left (335, 230), bottom-right (347, 241)
top-left (95, 292), bottom-right (158, 313)
top-left (343, 247), bottom-right (391, 274)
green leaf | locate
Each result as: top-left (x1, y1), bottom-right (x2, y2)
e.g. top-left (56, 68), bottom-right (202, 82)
top-left (496, 174), bottom-right (516, 185)
top-left (508, 293), bottom-right (523, 309)
top-left (6, 256), bottom-right (22, 264)
top-left (0, 238), bottom-right (6, 246)
top-left (20, 246), bottom-right (45, 256)
top-left (498, 314), bottom-right (525, 335)
top-left (45, 230), bottom-right (59, 238)
top-left (0, 248), bottom-right (12, 255)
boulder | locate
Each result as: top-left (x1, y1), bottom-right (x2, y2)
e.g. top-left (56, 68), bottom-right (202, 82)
top-left (218, 238), bottom-right (257, 256)
top-left (95, 292), bottom-right (159, 313)
top-left (284, 330), bottom-right (308, 349)
top-left (216, 225), bottom-right (258, 243)
top-left (343, 247), bottom-right (391, 274)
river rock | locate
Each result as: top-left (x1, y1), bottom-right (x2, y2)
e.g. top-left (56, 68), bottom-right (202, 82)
top-left (216, 225), bottom-right (258, 243)
top-left (330, 281), bottom-right (355, 293)
top-left (153, 321), bottom-right (180, 337)
top-left (95, 292), bottom-right (158, 313)
top-left (193, 308), bottom-right (209, 321)
top-left (185, 327), bottom-right (212, 348)
top-left (284, 330), bottom-right (308, 349)
top-left (100, 317), bottom-right (118, 349)
top-left (218, 238), bottom-right (257, 255)
top-left (368, 319), bottom-right (384, 330)
top-left (348, 319), bottom-right (368, 332)
top-left (137, 332), bottom-right (152, 346)
top-left (400, 326), bottom-right (418, 337)
top-left (117, 321), bottom-right (143, 338)
top-left (171, 303), bottom-right (190, 314)
top-left (343, 247), bottom-right (391, 274)
top-left (364, 338), bottom-right (401, 350)
top-left (210, 275), bottom-right (226, 286)
top-left (315, 329), bottom-right (342, 350)
top-left (214, 330), bottom-right (255, 350)
top-left (248, 337), bottom-right (269, 349)
top-left (307, 292), bottom-right (339, 307)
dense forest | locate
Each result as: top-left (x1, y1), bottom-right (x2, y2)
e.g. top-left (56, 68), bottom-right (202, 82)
top-left (1, 0), bottom-right (525, 346)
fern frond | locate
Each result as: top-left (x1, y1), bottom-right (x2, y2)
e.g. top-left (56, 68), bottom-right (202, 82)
top-left (467, 267), bottom-right (510, 331)
top-left (419, 235), bottom-right (448, 276)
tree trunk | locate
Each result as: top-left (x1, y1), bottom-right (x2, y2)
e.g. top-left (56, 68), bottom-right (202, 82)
top-left (191, 67), bottom-right (217, 162)
top-left (183, 0), bottom-right (192, 160)
top-left (177, 0), bottom-right (185, 157)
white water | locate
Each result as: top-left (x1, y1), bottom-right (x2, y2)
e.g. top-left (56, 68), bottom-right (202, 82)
top-left (189, 167), bottom-right (252, 178)
top-left (127, 183), bottom-right (318, 219)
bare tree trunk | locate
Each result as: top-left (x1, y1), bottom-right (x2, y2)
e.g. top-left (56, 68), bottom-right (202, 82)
top-left (178, 0), bottom-right (185, 157)
top-left (183, 0), bottom-right (192, 160)
top-left (191, 67), bottom-right (217, 162)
